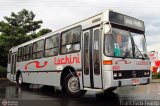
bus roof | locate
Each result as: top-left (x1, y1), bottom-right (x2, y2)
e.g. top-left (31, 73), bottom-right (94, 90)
top-left (10, 10), bottom-right (105, 51)
top-left (9, 9), bottom-right (144, 52)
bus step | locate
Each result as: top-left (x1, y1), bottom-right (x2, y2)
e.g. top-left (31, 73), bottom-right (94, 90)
top-left (84, 88), bottom-right (103, 92)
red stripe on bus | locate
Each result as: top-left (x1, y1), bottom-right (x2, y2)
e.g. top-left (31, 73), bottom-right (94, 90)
top-left (24, 61), bottom-right (48, 71)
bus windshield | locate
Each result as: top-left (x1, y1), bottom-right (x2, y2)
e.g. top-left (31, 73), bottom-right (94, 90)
top-left (104, 28), bottom-right (148, 58)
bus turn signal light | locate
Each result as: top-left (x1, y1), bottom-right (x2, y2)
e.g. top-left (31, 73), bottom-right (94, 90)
top-left (103, 60), bottom-right (112, 65)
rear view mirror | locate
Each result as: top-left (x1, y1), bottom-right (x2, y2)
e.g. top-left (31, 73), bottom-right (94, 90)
top-left (104, 24), bottom-right (112, 34)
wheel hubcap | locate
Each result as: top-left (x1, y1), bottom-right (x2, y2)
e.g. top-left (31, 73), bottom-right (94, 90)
top-left (68, 77), bottom-right (80, 93)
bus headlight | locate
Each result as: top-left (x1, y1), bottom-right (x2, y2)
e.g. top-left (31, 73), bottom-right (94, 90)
top-left (118, 72), bottom-right (122, 77)
top-left (144, 71), bottom-right (150, 76)
top-left (113, 72), bottom-right (122, 77)
top-left (114, 73), bottom-right (117, 77)
top-left (147, 72), bottom-right (150, 75)
top-left (144, 72), bottom-right (147, 76)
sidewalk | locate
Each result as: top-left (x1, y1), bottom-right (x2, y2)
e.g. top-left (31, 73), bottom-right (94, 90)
top-left (0, 78), bottom-right (15, 86)
top-left (150, 79), bottom-right (160, 83)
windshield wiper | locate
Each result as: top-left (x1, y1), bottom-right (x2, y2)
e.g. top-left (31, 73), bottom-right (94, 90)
top-left (133, 44), bottom-right (145, 60)
top-left (122, 50), bottom-right (130, 59)
top-left (128, 31), bottom-right (145, 60)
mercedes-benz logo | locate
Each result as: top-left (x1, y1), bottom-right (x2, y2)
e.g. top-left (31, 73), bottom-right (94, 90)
top-left (132, 71), bottom-right (136, 77)
top-left (2, 99), bottom-right (8, 106)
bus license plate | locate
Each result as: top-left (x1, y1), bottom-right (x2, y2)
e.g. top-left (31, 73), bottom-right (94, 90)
top-left (132, 79), bottom-right (139, 85)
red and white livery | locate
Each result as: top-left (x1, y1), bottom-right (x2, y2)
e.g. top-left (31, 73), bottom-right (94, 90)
top-left (7, 10), bottom-right (151, 97)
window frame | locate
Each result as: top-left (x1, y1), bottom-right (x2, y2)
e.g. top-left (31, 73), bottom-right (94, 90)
top-left (103, 27), bottom-right (149, 59)
top-left (44, 33), bottom-right (60, 57)
top-left (60, 26), bottom-right (82, 55)
top-left (104, 28), bottom-right (133, 58)
top-left (22, 44), bottom-right (32, 61)
top-left (93, 29), bottom-right (100, 75)
top-left (17, 47), bottom-right (23, 62)
top-left (32, 39), bottom-right (44, 59)
top-left (83, 32), bottom-right (90, 75)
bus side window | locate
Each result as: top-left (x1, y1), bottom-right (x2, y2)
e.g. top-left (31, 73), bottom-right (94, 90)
top-left (17, 47), bottom-right (23, 62)
top-left (60, 26), bottom-right (81, 54)
top-left (93, 29), bottom-right (100, 75)
top-left (45, 34), bottom-right (59, 57)
top-left (84, 32), bottom-right (89, 75)
top-left (32, 39), bottom-right (44, 59)
top-left (23, 44), bottom-right (32, 61)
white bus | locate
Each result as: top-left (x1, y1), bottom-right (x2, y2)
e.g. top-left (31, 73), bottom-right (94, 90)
top-left (7, 10), bottom-right (151, 97)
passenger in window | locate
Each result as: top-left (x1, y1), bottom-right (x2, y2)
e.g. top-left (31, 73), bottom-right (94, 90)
top-left (61, 46), bottom-right (67, 54)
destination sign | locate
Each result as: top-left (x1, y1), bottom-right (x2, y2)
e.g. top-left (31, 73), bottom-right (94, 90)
top-left (109, 11), bottom-right (145, 32)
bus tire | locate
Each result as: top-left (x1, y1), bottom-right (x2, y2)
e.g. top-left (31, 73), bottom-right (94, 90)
top-left (16, 73), bottom-right (23, 85)
top-left (63, 73), bottom-right (86, 97)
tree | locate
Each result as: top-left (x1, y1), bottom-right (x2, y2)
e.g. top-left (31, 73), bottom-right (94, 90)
top-left (37, 28), bottom-right (52, 37)
top-left (0, 9), bottom-right (43, 40)
top-left (0, 9), bottom-right (52, 67)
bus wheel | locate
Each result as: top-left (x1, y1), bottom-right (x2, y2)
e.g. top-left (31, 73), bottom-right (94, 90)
top-left (16, 73), bottom-right (23, 85)
top-left (63, 73), bottom-right (86, 97)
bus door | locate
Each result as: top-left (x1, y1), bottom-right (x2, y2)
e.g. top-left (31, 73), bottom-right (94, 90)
top-left (82, 27), bottom-right (102, 89)
top-left (10, 53), bottom-right (17, 81)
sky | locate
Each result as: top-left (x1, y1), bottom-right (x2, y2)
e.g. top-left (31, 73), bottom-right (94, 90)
top-left (0, 0), bottom-right (160, 48)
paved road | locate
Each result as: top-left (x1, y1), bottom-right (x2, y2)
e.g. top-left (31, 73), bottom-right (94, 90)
top-left (0, 79), bottom-right (160, 106)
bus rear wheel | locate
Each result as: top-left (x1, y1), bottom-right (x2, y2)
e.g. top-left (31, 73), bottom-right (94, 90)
top-left (16, 73), bottom-right (23, 85)
top-left (63, 73), bottom-right (86, 97)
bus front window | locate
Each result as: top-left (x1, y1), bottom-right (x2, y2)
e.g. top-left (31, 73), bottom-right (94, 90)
top-left (105, 28), bottom-right (133, 58)
top-left (105, 28), bottom-right (148, 59)
top-left (131, 33), bottom-right (148, 58)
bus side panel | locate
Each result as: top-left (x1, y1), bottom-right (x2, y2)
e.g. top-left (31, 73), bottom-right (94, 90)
top-left (22, 72), bottom-right (61, 87)
top-left (16, 53), bottom-right (82, 87)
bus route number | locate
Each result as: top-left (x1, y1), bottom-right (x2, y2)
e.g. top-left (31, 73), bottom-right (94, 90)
top-left (112, 66), bottom-right (120, 70)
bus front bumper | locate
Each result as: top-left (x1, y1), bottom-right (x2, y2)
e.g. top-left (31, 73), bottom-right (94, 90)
top-left (103, 71), bottom-right (151, 90)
